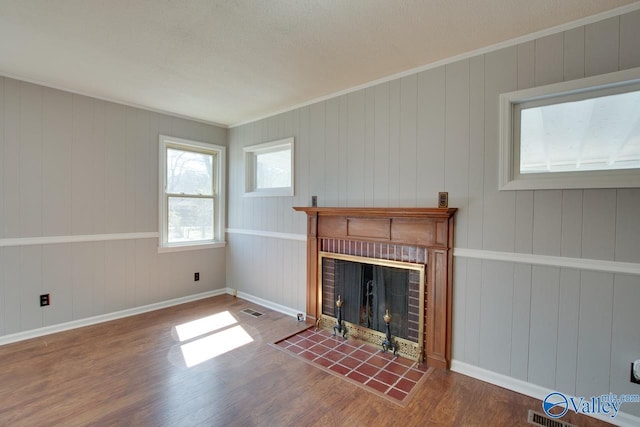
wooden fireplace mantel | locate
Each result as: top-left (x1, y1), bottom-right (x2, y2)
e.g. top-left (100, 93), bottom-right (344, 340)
top-left (293, 206), bottom-right (456, 369)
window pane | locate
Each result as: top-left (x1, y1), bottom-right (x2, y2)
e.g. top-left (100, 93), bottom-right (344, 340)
top-left (256, 148), bottom-right (291, 189)
top-left (167, 148), bottom-right (213, 195)
top-left (520, 90), bottom-right (640, 174)
top-left (168, 197), bottom-right (214, 243)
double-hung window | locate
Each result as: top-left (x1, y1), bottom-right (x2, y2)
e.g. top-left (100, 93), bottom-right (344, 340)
top-left (159, 135), bottom-right (225, 252)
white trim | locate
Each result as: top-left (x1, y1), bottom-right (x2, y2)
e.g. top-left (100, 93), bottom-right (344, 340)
top-left (229, 2), bottom-right (640, 128)
top-left (451, 360), bottom-right (640, 427)
top-left (454, 248), bottom-right (640, 276)
top-left (225, 288), bottom-right (301, 319)
top-left (0, 232), bottom-right (159, 248)
top-left (226, 228), bottom-right (307, 242)
top-left (0, 289), bottom-right (227, 347)
top-left (157, 241), bottom-right (226, 253)
top-left (223, 228), bottom-right (640, 276)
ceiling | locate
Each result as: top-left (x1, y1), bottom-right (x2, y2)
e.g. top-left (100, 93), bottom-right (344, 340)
top-left (0, 1), bottom-right (637, 127)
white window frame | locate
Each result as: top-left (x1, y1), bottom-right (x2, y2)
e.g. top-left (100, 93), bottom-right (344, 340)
top-left (158, 135), bottom-right (226, 253)
top-left (243, 137), bottom-right (294, 197)
top-left (499, 67), bottom-right (640, 190)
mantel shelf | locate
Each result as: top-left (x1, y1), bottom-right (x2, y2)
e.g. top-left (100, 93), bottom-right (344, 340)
top-left (293, 206), bottom-right (457, 219)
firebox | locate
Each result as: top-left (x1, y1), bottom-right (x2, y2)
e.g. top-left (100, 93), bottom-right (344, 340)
top-left (318, 252), bottom-right (425, 360)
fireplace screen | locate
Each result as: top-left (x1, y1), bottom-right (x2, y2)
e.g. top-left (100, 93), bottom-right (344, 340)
top-left (318, 251), bottom-right (425, 359)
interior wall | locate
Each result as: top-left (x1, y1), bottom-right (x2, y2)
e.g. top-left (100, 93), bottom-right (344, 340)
top-left (227, 9), bottom-right (640, 417)
top-left (0, 78), bottom-right (228, 338)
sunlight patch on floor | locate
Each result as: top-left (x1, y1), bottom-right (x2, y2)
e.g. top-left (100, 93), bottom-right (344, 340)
top-left (180, 325), bottom-right (254, 367)
top-left (175, 310), bottom-right (237, 342)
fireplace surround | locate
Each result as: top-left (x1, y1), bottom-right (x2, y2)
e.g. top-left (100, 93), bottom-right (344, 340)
top-left (293, 207), bottom-right (456, 369)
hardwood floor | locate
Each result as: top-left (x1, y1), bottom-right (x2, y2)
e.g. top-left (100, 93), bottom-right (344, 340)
top-left (0, 295), bottom-right (612, 426)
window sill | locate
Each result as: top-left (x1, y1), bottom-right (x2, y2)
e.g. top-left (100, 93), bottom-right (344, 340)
top-left (243, 189), bottom-right (294, 198)
top-left (158, 241), bottom-right (226, 254)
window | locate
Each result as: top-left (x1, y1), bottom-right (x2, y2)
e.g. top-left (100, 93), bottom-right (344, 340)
top-left (159, 135), bottom-right (225, 252)
top-left (244, 137), bottom-right (294, 197)
top-left (499, 67), bottom-right (640, 190)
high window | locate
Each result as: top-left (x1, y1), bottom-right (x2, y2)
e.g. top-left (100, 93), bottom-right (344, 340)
top-left (499, 67), bottom-right (640, 190)
top-left (244, 137), bottom-right (294, 197)
top-left (159, 135), bottom-right (225, 252)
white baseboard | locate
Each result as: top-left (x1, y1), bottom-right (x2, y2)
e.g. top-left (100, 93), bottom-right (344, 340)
top-left (451, 360), bottom-right (640, 427)
top-left (225, 288), bottom-right (301, 319)
top-left (0, 288), bottom-right (228, 346)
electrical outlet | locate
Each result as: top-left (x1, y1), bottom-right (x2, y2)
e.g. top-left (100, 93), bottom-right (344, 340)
top-left (40, 294), bottom-right (50, 307)
top-left (194, 272), bottom-right (199, 281)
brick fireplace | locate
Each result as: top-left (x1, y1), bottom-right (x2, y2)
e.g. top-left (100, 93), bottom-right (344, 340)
top-left (293, 207), bottom-right (456, 369)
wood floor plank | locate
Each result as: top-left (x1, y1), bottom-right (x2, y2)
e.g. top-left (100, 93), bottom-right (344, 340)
top-left (0, 295), bottom-right (612, 426)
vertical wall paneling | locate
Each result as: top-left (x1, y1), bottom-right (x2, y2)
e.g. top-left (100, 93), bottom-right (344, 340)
top-left (528, 265), bottom-right (561, 389)
top-left (615, 189), bottom-right (640, 263)
top-left (417, 66), bottom-right (445, 205)
top-left (346, 91), bottom-right (365, 206)
top-left (563, 27), bottom-right (586, 81)
top-left (388, 79), bottom-right (401, 207)
top-left (576, 271), bottom-right (614, 398)
top-left (555, 268), bottom-right (581, 395)
top-left (585, 17), bottom-right (620, 77)
top-left (582, 189), bottom-right (616, 260)
top-left (510, 263), bottom-right (531, 381)
top-left (20, 246), bottom-right (42, 331)
top-left (42, 244), bottom-right (72, 326)
top-left (3, 248), bottom-right (20, 334)
top-left (71, 95), bottom-right (94, 235)
top-left (0, 248), bottom-right (4, 336)
top-left (19, 83), bottom-right (43, 238)
top-left (398, 75), bottom-right (417, 206)
top-left (309, 103), bottom-right (326, 208)
top-left (610, 274), bottom-right (640, 418)
top-left (0, 78), bottom-right (4, 239)
top-left (364, 88), bottom-right (375, 207)
top-left (532, 191), bottom-right (562, 256)
top-left (482, 47), bottom-right (517, 252)
top-left (560, 190), bottom-right (583, 257)
top-left (42, 88), bottom-right (72, 236)
top-left (534, 33), bottom-right (564, 86)
top-left (479, 260), bottom-right (513, 375)
top-left (444, 60), bottom-right (470, 237)
top-left (619, 9), bottom-right (640, 69)
top-left (338, 97), bottom-right (348, 206)
top-left (466, 56), bottom-right (485, 250)
top-left (463, 259), bottom-right (482, 365)
top-left (373, 83), bottom-right (390, 207)
top-left (3, 79), bottom-right (20, 238)
top-left (324, 98), bottom-right (340, 206)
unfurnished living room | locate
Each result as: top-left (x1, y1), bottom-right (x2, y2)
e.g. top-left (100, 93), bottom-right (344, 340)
top-left (1, 1), bottom-right (640, 426)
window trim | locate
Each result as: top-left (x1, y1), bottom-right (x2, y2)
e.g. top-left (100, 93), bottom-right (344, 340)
top-left (158, 135), bottom-right (226, 252)
top-left (243, 137), bottom-right (294, 197)
top-left (499, 67), bottom-right (640, 190)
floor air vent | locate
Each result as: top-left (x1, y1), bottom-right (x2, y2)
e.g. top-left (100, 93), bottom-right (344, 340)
top-left (241, 308), bottom-right (264, 317)
top-left (528, 410), bottom-right (575, 427)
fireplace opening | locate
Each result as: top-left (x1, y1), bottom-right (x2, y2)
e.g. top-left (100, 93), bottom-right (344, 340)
top-left (318, 251), bottom-right (425, 360)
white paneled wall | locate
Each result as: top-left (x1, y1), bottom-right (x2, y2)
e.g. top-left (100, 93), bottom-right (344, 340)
top-left (227, 9), bottom-right (640, 417)
top-left (0, 79), bottom-right (228, 338)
